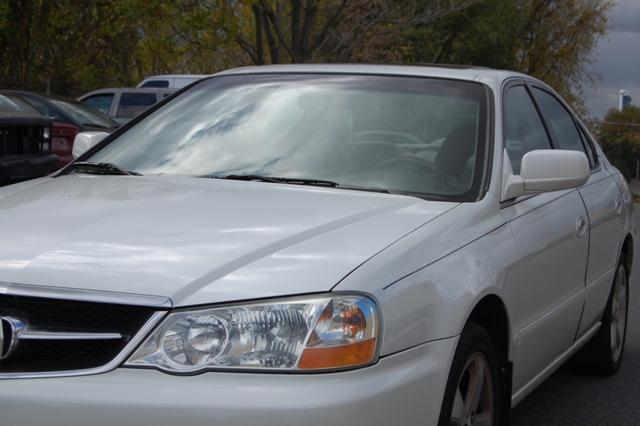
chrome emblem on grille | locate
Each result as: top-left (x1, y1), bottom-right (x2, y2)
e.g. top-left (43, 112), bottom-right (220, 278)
top-left (0, 317), bottom-right (25, 361)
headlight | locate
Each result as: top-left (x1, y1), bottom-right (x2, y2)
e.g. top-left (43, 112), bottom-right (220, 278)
top-left (126, 294), bottom-right (380, 374)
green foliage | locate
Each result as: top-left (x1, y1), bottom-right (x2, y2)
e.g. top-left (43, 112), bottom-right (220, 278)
top-left (399, 0), bottom-right (613, 115)
top-left (403, 0), bottom-right (524, 68)
top-left (597, 107), bottom-right (640, 179)
top-left (0, 0), bottom-right (613, 106)
top-left (0, 0), bottom-right (241, 96)
top-left (0, 2), bottom-right (8, 32)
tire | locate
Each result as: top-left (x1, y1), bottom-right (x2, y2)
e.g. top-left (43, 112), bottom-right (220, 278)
top-left (577, 255), bottom-right (629, 376)
top-left (438, 322), bottom-right (502, 426)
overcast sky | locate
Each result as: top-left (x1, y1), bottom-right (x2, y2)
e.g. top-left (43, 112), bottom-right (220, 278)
top-left (583, 0), bottom-right (640, 118)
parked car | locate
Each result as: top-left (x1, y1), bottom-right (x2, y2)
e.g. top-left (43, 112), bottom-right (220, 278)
top-left (137, 74), bottom-right (208, 89)
top-left (0, 94), bottom-right (57, 184)
top-left (0, 65), bottom-right (633, 426)
top-left (78, 87), bottom-right (175, 125)
top-left (1, 91), bottom-right (117, 167)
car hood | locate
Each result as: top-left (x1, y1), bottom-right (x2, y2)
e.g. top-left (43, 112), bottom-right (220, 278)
top-left (0, 176), bottom-right (456, 306)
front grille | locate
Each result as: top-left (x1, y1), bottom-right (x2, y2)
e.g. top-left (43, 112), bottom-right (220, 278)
top-left (0, 126), bottom-right (49, 156)
top-left (0, 294), bottom-right (158, 374)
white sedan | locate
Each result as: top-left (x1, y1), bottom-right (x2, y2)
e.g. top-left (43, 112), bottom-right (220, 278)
top-left (0, 64), bottom-right (633, 426)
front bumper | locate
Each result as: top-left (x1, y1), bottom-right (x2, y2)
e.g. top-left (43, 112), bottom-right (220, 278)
top-left (0, 337), bottom-right (457, 426)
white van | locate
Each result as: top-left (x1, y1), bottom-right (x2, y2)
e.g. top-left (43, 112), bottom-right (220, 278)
top-left (137, 74), bottom-right (208, 89)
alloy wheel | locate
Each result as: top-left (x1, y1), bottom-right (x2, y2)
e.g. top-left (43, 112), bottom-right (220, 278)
top-left (610, 265), bottom-right (628, 363)
top-left (449, 351), bottom-right (494, 426)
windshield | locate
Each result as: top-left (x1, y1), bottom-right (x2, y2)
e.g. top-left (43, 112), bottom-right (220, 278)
top-left (50, 99), bottom-right (116, 129)
top-left (87, 74), bottom-right (489, 201)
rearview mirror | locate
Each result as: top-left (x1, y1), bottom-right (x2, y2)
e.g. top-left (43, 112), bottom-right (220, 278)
top-left (72, 131), bottom-right (108, 159)
top-left (502, 149), bottom-right (589, 200)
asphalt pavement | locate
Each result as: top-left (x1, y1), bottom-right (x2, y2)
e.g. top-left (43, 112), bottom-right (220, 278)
top-left (511, 204), bottom-right (640, 425)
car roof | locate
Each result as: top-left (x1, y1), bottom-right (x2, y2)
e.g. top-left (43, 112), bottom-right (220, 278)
top-left (78, 87), bottom-right (175, 98)
top-left (214, 63), bottom-right (532, 90)
top-left (2, 90), bottom-right (82, 104)
top-left (142, 74), bottom-right (208, 80)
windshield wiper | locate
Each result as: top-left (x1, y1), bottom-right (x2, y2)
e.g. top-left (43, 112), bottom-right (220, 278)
top-left (338, 186), bottom-right (391, 194)
top-left (204, 174), bottom-right (393, 194)
top-left (66, 162), bottom-right (141, 176)
top-left (213, 174), bottom-right (339, 187)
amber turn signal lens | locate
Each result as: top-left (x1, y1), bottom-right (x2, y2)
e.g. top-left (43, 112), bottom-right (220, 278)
top-left (298, 338), bottom-right (377, 369)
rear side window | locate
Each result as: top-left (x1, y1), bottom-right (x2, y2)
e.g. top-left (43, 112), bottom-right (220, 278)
top-left (82, 94), bottom-right (114, 115)
top-left (141, 80), bottom-right (170, 88)
top-left (532, 88), bottom-right (586, 156)
top-left (503, 85), bottom-right (552, 174)
top-left (116, 93), bottom-right (158, 118)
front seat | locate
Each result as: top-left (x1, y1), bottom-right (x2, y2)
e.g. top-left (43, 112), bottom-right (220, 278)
top-left (435, 124), bottom-right (478, 179)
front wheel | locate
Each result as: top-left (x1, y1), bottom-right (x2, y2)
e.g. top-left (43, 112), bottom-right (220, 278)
top-left (439, 322), bottom-right (501, 426)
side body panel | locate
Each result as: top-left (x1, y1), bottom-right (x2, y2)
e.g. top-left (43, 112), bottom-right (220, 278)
top-left (501, 190), bottom-right (588, 392)
top-left (576, 166), bottom-right (625, 335)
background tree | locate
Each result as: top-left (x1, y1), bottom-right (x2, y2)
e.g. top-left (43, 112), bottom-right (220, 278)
top-left (597, 107), bottom-right (640, 180)
top-left (0, 0), bottom-right (144, 94)
top-left (231, 0), bottom-right (481, 64)
top-left (395, 0), bottom-right (613, 114)
top-left (0, 0), bottom-right (613, 111)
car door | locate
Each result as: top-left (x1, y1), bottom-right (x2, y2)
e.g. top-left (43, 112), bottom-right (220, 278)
top-left (530, 85), bottom-right (624, 336)
top-left (500, 82), bottom-right (589, 393)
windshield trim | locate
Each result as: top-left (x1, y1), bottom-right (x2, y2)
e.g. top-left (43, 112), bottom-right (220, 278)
top-left (65, 72), bottom-right (494, 203)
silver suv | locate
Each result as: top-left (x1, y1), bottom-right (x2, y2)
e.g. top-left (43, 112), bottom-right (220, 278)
top-left (78, 87), bottom-right (175, 124)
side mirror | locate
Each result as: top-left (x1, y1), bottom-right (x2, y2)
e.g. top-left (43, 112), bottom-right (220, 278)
top-left (503, 149), bottom-right (589, 200)
top-left (72, 131), bottom-right (108, 159)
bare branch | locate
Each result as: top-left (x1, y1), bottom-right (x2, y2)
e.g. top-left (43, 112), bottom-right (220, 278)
top-left (309, 0), bottom-right (347, 54)
top-left (261, 1), bottom-right (297, 61)
top-left (262, 7), bottom-right (280, 63)
top-left (235, 33), bottom-right (258, 64)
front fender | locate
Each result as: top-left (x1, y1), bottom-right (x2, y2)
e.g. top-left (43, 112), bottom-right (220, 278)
top-left (337, 222), bottom-right (517, 356)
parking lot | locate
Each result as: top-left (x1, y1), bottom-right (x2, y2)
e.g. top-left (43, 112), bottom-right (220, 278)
top-left (512, 203), bottom-right (640, 425)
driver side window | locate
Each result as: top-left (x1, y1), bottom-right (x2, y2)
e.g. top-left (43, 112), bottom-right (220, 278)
top-left (504, 85), bottom-right (552, 174)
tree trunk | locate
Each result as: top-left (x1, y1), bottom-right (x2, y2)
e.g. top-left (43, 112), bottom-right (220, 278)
top-left (290, 0), bottom-right (302, 61)
top-left (263, 11), bottom-right (280, 64)
top-left (253, 4), bottom-right (265, 64)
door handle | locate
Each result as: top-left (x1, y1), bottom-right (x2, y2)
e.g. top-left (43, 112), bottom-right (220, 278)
top-left (614, 197), bottom-right (623, 214)
top-left (576, 216), bottom-right (587, 238)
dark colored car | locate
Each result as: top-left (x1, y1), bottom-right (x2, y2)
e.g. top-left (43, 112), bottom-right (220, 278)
top-left (1, 91), bottom-right (118, 167)
top-left (0, 94), bottom-right (57, 185)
